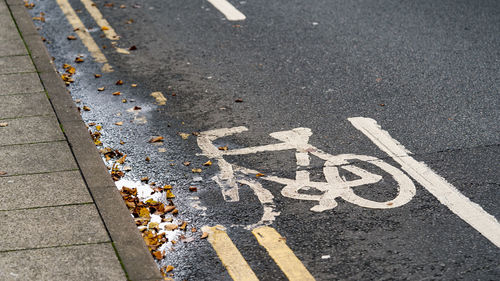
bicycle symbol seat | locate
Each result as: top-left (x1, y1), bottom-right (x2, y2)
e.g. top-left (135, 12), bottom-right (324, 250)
top-left (197, 126), bottom-right (416, 228)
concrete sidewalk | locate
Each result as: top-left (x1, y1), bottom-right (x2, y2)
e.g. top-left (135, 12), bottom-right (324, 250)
top-left (0, 0), bottom-right (161, 280)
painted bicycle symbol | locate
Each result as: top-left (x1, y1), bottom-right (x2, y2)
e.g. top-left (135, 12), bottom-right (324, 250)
top-left (197, 125), bottom-right (416, 228)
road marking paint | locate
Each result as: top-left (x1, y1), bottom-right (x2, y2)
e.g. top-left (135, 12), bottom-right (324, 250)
top-left (79, 0), bottom-right (120, 41)
top-left (202, 225), bottom-right (259, 281)
top-left (252, 226), bottom-right (315, 281)
top-left (349, 117), bottom-right (500, 248)
top-left (207, 0), bottom-right (246, 21)
top-left (55, 0), bottom-right (113, 72)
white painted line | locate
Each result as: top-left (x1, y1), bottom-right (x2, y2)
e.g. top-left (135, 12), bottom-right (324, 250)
top-left (207, 0), bottom-right (246, 21)
top-left (349, 117), bottom-right (500, 248)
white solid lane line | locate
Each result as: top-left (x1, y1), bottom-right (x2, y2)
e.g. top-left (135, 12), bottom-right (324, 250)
top-left (349, 117), bottom-right (500, 248)
top-left (207, 0), bottom-right (246, 21)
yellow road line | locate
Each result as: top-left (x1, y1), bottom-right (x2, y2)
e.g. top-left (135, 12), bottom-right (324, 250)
top-left (79, 0), bottom-right (130, 54)
top-left (79, 0), bottom-right (119, 40)
top-left (55, 0), bottom-right (113, 72)
top-left (252, 226), bottom-right (315, 281)
top-left (202, 225), bottom-right (259, 281)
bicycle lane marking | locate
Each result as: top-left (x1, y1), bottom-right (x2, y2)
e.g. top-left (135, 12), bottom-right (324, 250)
top-left (207, 0), bottom-right (246, 21)
top-left (349, 117), bottom-right (500, 248)
top-left (202, 225), bottom-right (259, 281)
top-left (252, 226), bottom-right (315, 281)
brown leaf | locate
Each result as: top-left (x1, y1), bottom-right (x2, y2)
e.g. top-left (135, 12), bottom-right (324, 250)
top-left (75, 57), bottom-right (84, 63)
top-left (166, 189), bottom-right (175, 199)
top-left (0, 122), bottom-right (8, 127)
top-left (188, 186), bottom-right (197, 192)
top-left (152, 250), bottom-right (163, 260)
top-left (191, 168), bottom-right (202, 173)
top-left (179, 221), bottom-right (188, 230)
top-left (148, 136), bottom-right (164, 143)
top-left (101, 26), bottom-right (110, 30)
top-left (256, 173), bottom-right (265, 178)
top-left (116, 80), bottom-right (124, 85)
top-left (129, 45), bottom-right (137, 50)
top-left (203, 160), bottom-right (212, 166)
top-left (116, 154), bottom-right (127, 164)
top-left (165, 265), bottom-right (174, 273)
top-left (201, 232), bottom-right (208, 239)
top-left (164, 224), bottom-right (178, 231)
top-left (112, 91), bottom-right (121, 96)
top-left (183, 161), bottom-right (190, 166)
top-left (0, 171), bottom-right (7, 176)
top-left (141, 176), bottom-right (149, 182)
top-left (115, 121), bottom-right (123, 126)
top-left (97, 87), bottom-right (105, 91)
top-left (67, 35), bottom-right (77, 40)
top-left (94, 74), bottom-right (102, 78)
top-left (218, 146), bottom-right (228, 151)
top-left (235, 98), bottom-right (243, 102)
top-left (179, 133), bottom-right (189, 140)
top-left (131, 83), bottom-right (137, 87)
top-left (82, 106), bottom-right (91, 111)
top-left (145, 156), bottom-right (150, 162)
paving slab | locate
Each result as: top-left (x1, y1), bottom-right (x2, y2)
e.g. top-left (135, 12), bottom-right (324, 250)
top-left (0, 115), bottom-right (64, 145)
top-left (0, 13), bottom-right (20, 41)
top-left (0, 92), bottom-right (52, 119)
top-left (0, 141), bottom-right (77, 176)
top-left (0, 171), bottom-right (92, 211)
top-left (0, 243), bottom-right (127, 281)
top-left (0, 204), bottom-right (110, 251)
top-left (0, 39), bottom-right (27, 57)
top-left (0, 72), bottom-right (44, 95)
top-left (0, 55), bottom-right (35, 74)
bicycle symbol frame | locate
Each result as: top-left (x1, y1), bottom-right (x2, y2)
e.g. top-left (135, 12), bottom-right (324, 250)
top-left (197, 125), bottom-right (416, 228)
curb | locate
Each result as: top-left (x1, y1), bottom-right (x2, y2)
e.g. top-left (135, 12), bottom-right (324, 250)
top-left (6, 1), bottom-right (162, 280)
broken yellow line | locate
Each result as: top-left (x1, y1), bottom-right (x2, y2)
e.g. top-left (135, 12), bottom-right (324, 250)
top-left (252, 226), bottom-right (315, 281)
top-left (55, 0), bottom-right (113, 72)
top-left (202, 225), bottom-right (259, 281)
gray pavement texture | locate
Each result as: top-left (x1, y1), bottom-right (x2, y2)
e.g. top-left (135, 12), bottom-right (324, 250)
top-left (0, 0), bottom-right (160, 280)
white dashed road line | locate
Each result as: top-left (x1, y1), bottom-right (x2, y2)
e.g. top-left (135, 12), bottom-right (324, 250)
top-left (207, 0), bottom-right (246, 21)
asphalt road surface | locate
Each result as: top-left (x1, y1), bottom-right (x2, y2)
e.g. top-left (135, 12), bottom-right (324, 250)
top-left (29, 0), bottom-right (499, 280)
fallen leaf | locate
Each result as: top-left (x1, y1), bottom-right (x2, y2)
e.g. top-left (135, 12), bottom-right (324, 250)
top-left (116, 80), bottom-right (124, 85)
top-left (152, 250), bottom-right (163, 260)
top-left (141, 176), bottom-right (149, 182)
top-left (235, 98), bottom-right (243, 102)
top-left (97, 87), bottom-right (105, 91)
top-left (256, 173), bottom-right (265, 178)
top-left (96, 125), bottom-right (102, 131)
top-left (94, 74), bottom-right (102, 78)
top-left (151, 92), bottom-right (167, 105)
top-left (179, 221), bottom-right (188, 230)
top-left (115, 121), bottom-right (123, 126)
top-left (191, 227), bottom-right (197, 232)
top-left (120, 4), bottom-right (126, 8)
top-left (189, 186), bottom-right (197, 192)
top-left (164, 224), bottom-right (178, 231)
top-left (166, 189), bottom-right (175, 199)
top-left (122, 99), bottom-right (127, 103)
top-left (203, 160), bottom-right (212, 166)
top-left (201, 232), bottom-right (208, 239)
top-left (32, 16), bottom-right (45, 22)
top-left (82, 106), bottom-right (91, 111)
top-left (145, 156), bottom-right (150, 162)
top-left (120, 140), bottom-right (125, 145)
top-left (88, 122), bottom-right (96, 126)
top-left (101, 26), bottom-right (110, 31)
top-left (0, 123), bottom-right (8, 127)
top-left (149, 136), bottom-right (164, 143)
top-left (129, 45), bottom-right (137, 51)
top-left (67, 35), bottom-right (77, 40)
top-left (112, 91), bottom-right (121, 96)
top-left (191, 168), bottom-right (202, 173)
top-left (183, 161), bottom-right (190, 166)
top-left (133, 106), bottom-right (142, 110)
top-left (218, 146), bottom-right (228, 151)
top-left (75, 57), bottom-right (84, 63)
top-left (179, 133), bottom-right (189, 140)
top-left (165, 265), bottom-right (174, 273)
top-left (131, 83), bottom-right (137, 87)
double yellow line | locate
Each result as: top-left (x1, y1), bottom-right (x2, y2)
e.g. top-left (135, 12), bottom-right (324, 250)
top-left (202, 225), bottom-right (316, 281)
top-left (55, 0), bottom-right (126, 72)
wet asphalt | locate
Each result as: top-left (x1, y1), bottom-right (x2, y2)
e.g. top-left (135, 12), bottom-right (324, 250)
top-left (28, 0), bottom-right (499, 280)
